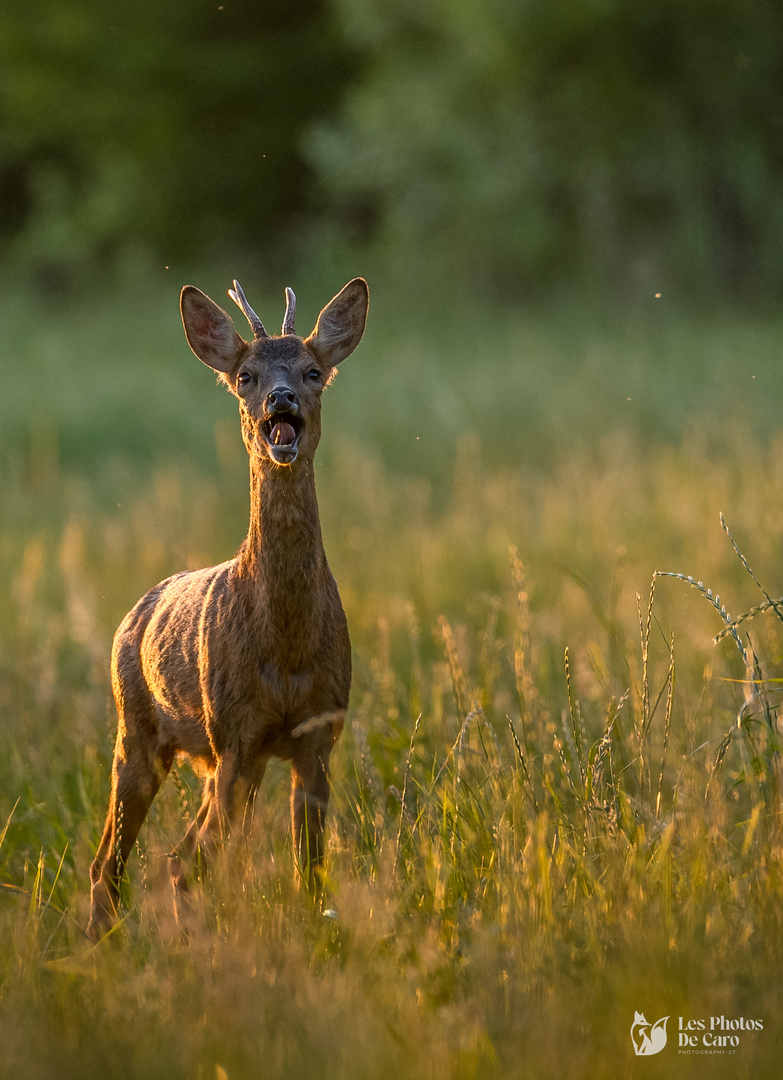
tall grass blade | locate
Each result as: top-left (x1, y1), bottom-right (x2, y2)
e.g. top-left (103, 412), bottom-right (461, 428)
top-left (506, 714), bottom-right (539, 814)
top-left (654, 571), bottom-right (748, 666)
top-left (655, 634), bottom-right (675, 818)
top-left (0, 798), bottom-right (20, 854)
top-left (395, 713), bottom-right (422, 865)
top-left (720, 512), bottom-right (783, 627)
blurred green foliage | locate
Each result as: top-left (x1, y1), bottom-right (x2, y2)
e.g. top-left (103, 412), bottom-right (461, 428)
top-left (313, 0), bottom-right (783, 299)
top-left (1, 0), bottom-right (783, 298)
top-left (0, 0), bottom-right (353, 286)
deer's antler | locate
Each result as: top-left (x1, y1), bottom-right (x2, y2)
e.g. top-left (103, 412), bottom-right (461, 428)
top-left (282, 288), bottom-right (296, 336)
top-left (229, 280), bottom-right (269, 339)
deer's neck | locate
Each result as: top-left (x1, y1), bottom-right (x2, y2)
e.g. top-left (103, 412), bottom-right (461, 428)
top-left (237, 456), bottom-right (328, 624)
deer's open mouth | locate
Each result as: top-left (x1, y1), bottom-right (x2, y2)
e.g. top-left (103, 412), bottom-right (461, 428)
top-left (262, 411), bottom-right (303, 464)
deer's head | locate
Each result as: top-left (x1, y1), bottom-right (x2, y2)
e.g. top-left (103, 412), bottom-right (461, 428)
top-left (180, 278), bottom-right (368, 467)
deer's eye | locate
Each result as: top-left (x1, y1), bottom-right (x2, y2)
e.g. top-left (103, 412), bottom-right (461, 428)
top-left (307, 368), bottom-right (322, 383)
top-left (237, 371), bottom-right (253, 390)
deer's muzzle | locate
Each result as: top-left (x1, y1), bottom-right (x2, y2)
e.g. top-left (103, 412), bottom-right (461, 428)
top-left (261, 395), bottom-right (304, 465)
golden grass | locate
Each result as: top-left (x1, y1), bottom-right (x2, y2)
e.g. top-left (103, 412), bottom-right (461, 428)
top-left (1, 293), bottom-right (783, 1077)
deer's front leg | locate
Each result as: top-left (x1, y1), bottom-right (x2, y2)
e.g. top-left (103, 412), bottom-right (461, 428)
top-left (290, 742), bottom-right (332, 897)
top-left (168, 774), bottom-right (216, 895)
top-left (169, 751), bottom-right (266, 926)
top-left (88, 742), bottom-right (172, 941)
top-left (194, 751), bottom-right (266, 854)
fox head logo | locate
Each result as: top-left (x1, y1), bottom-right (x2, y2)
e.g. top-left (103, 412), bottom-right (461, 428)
top-left (631, 1011), bottom-right (669, 1056)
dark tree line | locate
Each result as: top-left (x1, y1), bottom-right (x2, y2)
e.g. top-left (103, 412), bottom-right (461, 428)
top-left (2, 0), bottom-right (783, 299)
top-left (0, 0), bottom-right (355, 285)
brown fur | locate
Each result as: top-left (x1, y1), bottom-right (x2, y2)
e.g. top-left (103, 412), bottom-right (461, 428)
top-left (87, 278), bottom-right (369, 940)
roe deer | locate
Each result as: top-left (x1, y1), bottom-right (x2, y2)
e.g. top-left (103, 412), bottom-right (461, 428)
top-left (87, 277), bottom-right (369, 940)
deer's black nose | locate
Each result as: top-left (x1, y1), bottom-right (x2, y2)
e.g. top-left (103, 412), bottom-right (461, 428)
top-left (266, 386), bottom-right (299, 413)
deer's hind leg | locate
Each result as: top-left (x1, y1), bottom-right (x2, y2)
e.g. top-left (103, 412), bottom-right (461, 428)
top-left (88, 640), bottom-right (172, 941)
top-left (87, 738), bottom-right (172, 940)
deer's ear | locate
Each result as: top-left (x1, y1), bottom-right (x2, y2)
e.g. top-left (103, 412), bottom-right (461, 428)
top-left (180, 286), bottom-right (246, 373)
top-left (305, 278), bottom-right (368, 366)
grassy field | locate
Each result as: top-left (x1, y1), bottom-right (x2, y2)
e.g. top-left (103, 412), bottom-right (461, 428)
top-left (1, 278), bottom-right (783, 1078)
